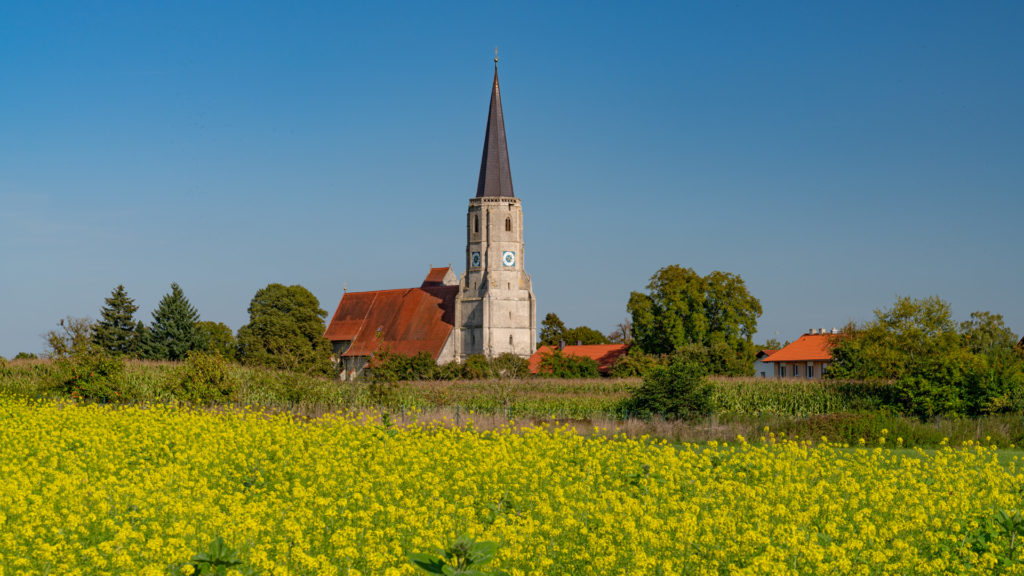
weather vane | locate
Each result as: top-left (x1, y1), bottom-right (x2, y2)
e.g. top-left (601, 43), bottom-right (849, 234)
top-left (494, 46), bottom-right (499, 63)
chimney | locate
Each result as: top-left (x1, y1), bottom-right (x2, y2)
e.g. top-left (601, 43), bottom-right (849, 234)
top-left (559, 339), bottom-right (565, 350)
top-left (831, 327), bottom-right (839, 334)
top-left (576, 340), bottom-right (582, 346)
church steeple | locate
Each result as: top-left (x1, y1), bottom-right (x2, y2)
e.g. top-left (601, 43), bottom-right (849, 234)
top-left (476, 61), bottom-right (514, 198)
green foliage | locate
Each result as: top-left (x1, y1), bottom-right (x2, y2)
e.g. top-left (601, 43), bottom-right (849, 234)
top-left (13, 352), bottom-right (38, 360)
top-left (489, 353), bottom-right (529, 379)
top-left (409, 533), bottom-right (503, 576)
top-left (537, 349), bottom-right (600, 379)
top-left (146, 283), bottom-right (205, 361)
top-left (539, 313), bottom-right (609, 346)
top-left (92, 285), bottom-right (141, 357)
top-left (174, 536), bottom-right (257, 576)
top-left (236, 284), bottom-right (333, 375)
top-left (562, 326), bottom-right (610, 346)
top-left (371, 349), bottom-right (438, 383)
top-left (608, 347), bottom-right (658, 378)
top-left (461, 355), bottom-right (493, 380)
top-left (626, 357), bottom-right (712, 419)
top-left (174, 351), bottom-right (238, 405)
top-left (45, 316), bottom-right (96, 359)
top-left (538, 313), bottom-right (567, 347)
top-left (196, 321), bottom-right (237, 361)
top-left (763, 338), bottom-right (783, 350)
top-left (829, 296), bottom-right (1024, 418)
top-left (57, 352), bottom-right (128, 402)
top-left (627, 265), bottom-right (760, 374)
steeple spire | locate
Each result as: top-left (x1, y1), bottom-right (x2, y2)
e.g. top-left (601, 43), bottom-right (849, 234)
top-left (476, 59), bottom-right (514, 198)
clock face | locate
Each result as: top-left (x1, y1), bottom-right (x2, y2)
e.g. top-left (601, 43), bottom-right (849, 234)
top-left (502, 251), bottom-right (516, 267)
top-left (471, 251), bottom-right (481, 267)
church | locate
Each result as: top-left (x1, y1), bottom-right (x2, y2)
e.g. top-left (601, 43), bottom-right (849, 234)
top-left (325, 62), bottom-right (537, 380)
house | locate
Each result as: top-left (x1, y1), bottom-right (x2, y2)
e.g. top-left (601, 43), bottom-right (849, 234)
top-left (762, 329), bottom-right (838, 379)
top-left (324, 61), bottom-right (537, 379)
top-left (753, 349), bottom-right (778, 378)
top-left (528, 344), bottom-right (630, 376)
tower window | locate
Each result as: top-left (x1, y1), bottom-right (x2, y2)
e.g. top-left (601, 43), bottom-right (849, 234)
top-left (505, 217), bottom-right (511, 232)
top-left (474, 216), bottom-right (479, 233)
top-left (509, 335), bottom-right (513, 346)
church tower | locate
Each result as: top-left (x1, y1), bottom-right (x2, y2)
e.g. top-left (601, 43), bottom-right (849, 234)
top-left (455, 61), bottom-right (537, 360)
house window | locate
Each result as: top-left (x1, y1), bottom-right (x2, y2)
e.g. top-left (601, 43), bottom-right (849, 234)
top-left (779, 365), bottom-right (786, 377)
top-left (505, 217), bottom-right (512, 232)
top-left (792, 364), bottom-right (799, 378)
top-left (807, 363), bottom-right (815, 378)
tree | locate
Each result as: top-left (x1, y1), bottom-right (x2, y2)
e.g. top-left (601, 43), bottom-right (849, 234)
top-left (627, 265), bottom-right (761, 374)
top-left (92, 285), bottom-right (141, 356)
top-left (763, 338), bottom-right (782, 350)
top-left (196, 321), bottom-right (237, 360)
top-left (236, 283), bottom-right (333, 375)
top-left (625, 357), bottom-right (713, 419)
top-left (44, 316), bottom-right (95, 359)
top-left (147, 283), bottom-right (205, 361)
top-left (960, 311), bottom-right (1018, 357)
top-left (607, 319), bottom-right (632, 344)
top-left (539, 312), bottom-right (609, 346)
top-left (562, 326), bottom-right (610, 346)
top-left (539, 313), bottom-right (567, 346)
top-left (828, 296), bottom-right (961, 381)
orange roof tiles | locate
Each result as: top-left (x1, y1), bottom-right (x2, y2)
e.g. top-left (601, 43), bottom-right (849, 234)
top-left (324, 284), bottom-right (458, 360)
top-left (422, 267), bottom-right (452, 286)
top-left (528, 344), bottom-right (630, 375)
top-left (762, 334), bottom-right (834, 363)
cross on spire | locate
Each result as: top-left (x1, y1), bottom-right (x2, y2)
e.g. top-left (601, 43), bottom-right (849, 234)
top-left (475, 59), bottom-right (514, 198)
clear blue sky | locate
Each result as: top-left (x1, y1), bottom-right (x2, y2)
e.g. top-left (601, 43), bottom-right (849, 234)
top-left (2, 1), bottom-right (1022, 357)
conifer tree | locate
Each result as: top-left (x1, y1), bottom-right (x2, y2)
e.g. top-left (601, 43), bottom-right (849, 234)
top-left (92, 285), bottom-right (140, 356)
top-left (148, 282), bottom-right (205, 361)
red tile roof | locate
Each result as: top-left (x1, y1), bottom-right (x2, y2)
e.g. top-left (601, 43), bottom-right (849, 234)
top-left (762, 334), bottom-right (834, 363)
top-left (324, 284), bottom-right (458, 359)
top-left (422, 266), bottom-right (453, 286)
top-left (756, 349), bottom-right (779, 360)
top-left (528, 344), bottom-right (630, 375)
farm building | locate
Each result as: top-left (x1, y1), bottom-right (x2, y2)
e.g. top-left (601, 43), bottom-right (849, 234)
top-left (761, 330), bottom-right (838, 379)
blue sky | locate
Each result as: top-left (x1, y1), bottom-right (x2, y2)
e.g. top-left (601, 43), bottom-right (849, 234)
top-left (1, 1), bottom-right (1022, 357)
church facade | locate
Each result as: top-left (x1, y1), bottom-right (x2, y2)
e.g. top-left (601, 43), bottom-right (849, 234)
top-left (325, 64), bottom-right (536, 379)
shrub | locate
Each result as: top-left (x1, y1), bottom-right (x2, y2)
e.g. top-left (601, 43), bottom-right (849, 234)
top-left (626, 357), bottom-right (712, 419)
top-left (609, 348), bottom-right (659, 378)
top-left (57, 352), bottom-right (128, 402)
top-left (461, 354), bottom-right (492, 379)
top-left (490, 353), bottom-right (530, 379)
top-left (174, 351), bottom-right (238, 405)
top-left (537, 349), bottom-right (600, 379)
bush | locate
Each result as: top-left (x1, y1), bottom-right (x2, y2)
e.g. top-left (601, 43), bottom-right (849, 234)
top-left (57, 352), bottom-right (128, 402)
top-left (537, 349), bottom-right (600, 379)
top-left (609, 348), bottom-right (659, 378)
top-left (626, 357), bottom-right (712, 420)
top-left (174, 351), bottom-right (238, 405)
top-left (461, 355), bottom-right (492, 380)
top-left (370, 350), bottom-right (438, 383)
top-left (490, 353), bottom-right (530, 379)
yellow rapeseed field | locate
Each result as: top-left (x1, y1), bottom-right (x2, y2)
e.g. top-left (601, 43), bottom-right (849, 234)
top-left (1, 395), bottom-right (1023, 575)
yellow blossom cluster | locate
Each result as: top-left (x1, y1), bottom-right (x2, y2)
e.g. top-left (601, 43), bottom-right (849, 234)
top-left (1, 396), bottom-right (1023, 575)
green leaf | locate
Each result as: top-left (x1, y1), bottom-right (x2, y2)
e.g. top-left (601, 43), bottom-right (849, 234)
top-left (408, 552), bottom-right (446, 574)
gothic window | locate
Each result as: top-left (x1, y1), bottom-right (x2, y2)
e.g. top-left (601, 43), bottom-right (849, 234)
top-left (505, 217), bottom-right (512, 232)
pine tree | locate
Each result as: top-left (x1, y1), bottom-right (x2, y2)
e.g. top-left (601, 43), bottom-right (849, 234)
top-left (92, 285), bottom-right (140, 356)
top-left (148, 282), bottom-right (205, 361)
